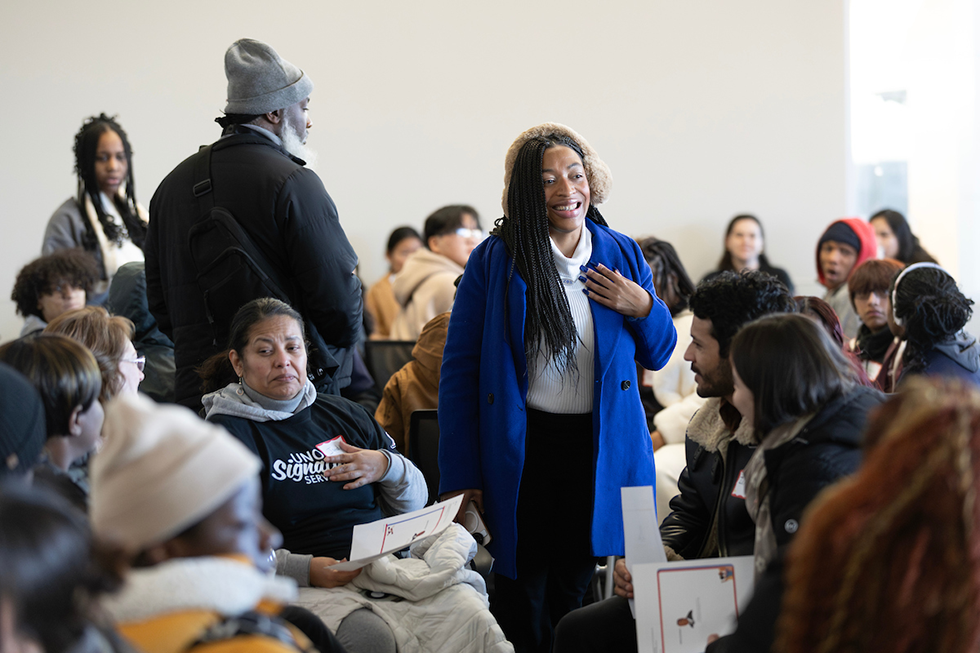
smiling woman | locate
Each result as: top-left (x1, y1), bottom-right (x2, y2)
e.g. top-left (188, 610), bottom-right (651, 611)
top-left (438, 122), bottom-right (677, 651)
top-left (42, 114), bottom-right (148, 305)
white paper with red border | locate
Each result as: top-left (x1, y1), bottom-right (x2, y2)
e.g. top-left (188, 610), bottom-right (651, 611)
top-left (328, 494), bottom-right (464, 571)
top-left (632, 556), bottom-right (754, 653)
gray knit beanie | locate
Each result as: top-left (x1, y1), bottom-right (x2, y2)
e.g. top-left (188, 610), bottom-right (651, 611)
top-left (224, 38), bottom-right (314, 114)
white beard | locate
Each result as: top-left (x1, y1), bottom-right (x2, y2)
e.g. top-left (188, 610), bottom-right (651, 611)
top-left (281, 114), bottom-right (317, 170)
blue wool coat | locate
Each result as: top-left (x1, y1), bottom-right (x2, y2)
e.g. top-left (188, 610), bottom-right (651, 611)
top-left (438, 220), bottom-right (677, 578)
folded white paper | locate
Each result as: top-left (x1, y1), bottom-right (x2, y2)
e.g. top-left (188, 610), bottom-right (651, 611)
top-left (330, 494), bottom-right (464, 571)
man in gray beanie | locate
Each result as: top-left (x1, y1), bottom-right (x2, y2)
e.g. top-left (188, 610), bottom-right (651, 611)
top-left (145, 38), bottom-right (362, 411)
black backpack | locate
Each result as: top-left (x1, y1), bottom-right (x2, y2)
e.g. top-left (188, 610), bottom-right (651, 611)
top-left (186, 144), bottom-right (339, 386)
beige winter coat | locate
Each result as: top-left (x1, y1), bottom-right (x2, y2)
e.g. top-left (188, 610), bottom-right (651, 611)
top-left (389, 250), bottom-right (462, 341)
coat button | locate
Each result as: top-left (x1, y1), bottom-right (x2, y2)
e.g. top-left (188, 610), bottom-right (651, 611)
top-left (621, 380), bottom-right (631, 390)
top-left (487, 393), bottom-right (494, 404)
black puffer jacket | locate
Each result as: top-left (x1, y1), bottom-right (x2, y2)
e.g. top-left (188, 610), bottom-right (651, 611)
top-left (145, 126), bottom-right (361, 409)
top-left (106, 262), bottom-right (175, 403)
top-left (661, 386), bottom-right (885, 561)
top-left (706, 385), bottom-right (885, 653)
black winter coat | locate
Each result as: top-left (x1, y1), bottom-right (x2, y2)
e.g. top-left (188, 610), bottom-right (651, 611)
top-left (705, 384), bottom-right (886, 653)
top-left (145, 127), bottom-right (362, 409)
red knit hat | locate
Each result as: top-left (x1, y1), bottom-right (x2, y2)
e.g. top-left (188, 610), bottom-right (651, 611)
top-left (815, 218), bottom-right (878, 286)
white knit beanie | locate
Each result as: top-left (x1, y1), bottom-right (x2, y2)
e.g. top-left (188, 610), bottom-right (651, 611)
top-left (224, 38), bottom-right (314, 114)
top-left (501, 122), bottom-right (613, 217)
top-left (90, 394), bottom-right (261, 553)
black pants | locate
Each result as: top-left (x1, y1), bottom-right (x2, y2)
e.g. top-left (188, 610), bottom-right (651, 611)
top-left (491, 409), bottom-right (598, 653)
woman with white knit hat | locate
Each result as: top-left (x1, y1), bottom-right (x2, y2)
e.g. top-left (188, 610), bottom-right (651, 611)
top-left (438, 123), bottom-right (677, 651)
top-left (90, 394), bottom-right (344, 653)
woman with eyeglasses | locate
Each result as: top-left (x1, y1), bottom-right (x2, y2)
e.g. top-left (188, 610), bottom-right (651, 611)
top-left (389, 205), bottom-right (483, 340)
top-left (45, 306), bottom-right (144, 402)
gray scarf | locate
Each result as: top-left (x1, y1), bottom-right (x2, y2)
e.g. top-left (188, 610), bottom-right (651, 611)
top-left (202, 378), bottom-right (317, 422)
top-left (743, 413), bottom-right (814, 582)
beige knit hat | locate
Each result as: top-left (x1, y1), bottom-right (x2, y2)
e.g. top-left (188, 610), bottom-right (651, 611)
top-left (90, 394), bottom-right (261, 552)
top-left (501, 122), bottom-right (613, 217)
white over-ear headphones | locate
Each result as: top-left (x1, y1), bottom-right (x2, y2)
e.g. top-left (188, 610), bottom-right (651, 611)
top-left (891, 262), bottom-right (950, 327)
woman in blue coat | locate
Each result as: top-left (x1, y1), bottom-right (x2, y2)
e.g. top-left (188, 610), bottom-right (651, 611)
top-left (438, 123), bottom-right (676, 652)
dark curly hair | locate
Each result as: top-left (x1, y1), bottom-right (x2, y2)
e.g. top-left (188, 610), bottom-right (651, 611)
top-left (891, 266), bottom-right (974, 375)
top-left (493, 133), bottom-right (608, 375)
top-left (73, 114), bottom-right (148, 254)
top-left (688, 270), bottom-right (796, 357)
top-left (11, 250), bottom-right (100, 319)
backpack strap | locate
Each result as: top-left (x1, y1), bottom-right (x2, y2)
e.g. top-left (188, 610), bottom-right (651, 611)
top-left (187, 610), bottom-right (314, 652)
top-left (192, 144), bottom-right (215, 208)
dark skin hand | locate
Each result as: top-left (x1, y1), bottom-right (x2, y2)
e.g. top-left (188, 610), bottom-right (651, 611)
top-left (580, 263), bottom-right (653, 318)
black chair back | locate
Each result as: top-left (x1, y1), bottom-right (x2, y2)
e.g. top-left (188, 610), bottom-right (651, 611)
top-left (408, 409), bottom-right (440, 505)
top-left (364, 340), bottom-right (415, 394)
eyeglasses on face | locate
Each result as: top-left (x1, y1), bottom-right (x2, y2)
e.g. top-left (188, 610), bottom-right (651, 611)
top-left (122, 355), bottom-right (146, 372)
top-left (453, 228), bottom-right (484, 241)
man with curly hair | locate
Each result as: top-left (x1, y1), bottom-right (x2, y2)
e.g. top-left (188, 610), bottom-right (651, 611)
top-left (554, 270), bottom-right (795, 653)
top-left (11, 249), bottom-right (100, 336)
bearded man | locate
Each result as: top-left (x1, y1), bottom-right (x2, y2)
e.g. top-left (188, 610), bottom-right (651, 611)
top-left (145, 39), bottom-right (362, 411)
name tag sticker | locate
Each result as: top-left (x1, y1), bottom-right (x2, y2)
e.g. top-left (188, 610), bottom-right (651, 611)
top-left (731, 470), bottom-right (747, 499)
top-left (316, 436), bottom-right (347, 457)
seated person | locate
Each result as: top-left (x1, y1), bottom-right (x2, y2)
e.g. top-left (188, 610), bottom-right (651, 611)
top-left (815, 218), bottom-right (877, 340)
top-left (794, 296), bottom-right (874, 388)
top-left (634, 237), bottom-right (704, 521)
top-left (10, 249), bottom-right (99, 337)
top-left (0, 335), bottom-right (103, 511)
top-left (91, 394), bottom-right (341, 653)
top-left (869, 208), bottom-right (937, 265)
top-left (0, 481), bottom-right (125, 653)
top-left (889, 263), bottom-right (980, 387)
top-left (702, 313), bottom-right (883, 652)
top-left (0, 362), bottom-right (46, 482)
top-left (775, 378), bottom-right (979, 653)
top-left (390, 205), bottom-right (482, 340)
top-left (45, 306), bottom-right (144, 403)
top-left (106, 261), bottom-right (175, 403)
top-left (845, 258), bottom-right (904, 386)
top-left (366, 227), bottom-right (423, 340)
top-left (200, 298), bottom-right (507, 653)
top-left (555, 312), bottom-right (883, 653)
top-left (552, 270), bottom-right (795, 652)
top-left (701, 214), bottom-right (793, 293)
top-left (375, 311), bottom-right (450, 453)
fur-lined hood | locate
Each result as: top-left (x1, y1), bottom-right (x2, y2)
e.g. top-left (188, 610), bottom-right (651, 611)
top-left (686, 397), bottom-right (757, 452)
top-left (501, 122), bottom-right (612, 217)
top-left (101, 556), bottom-right (297, 623)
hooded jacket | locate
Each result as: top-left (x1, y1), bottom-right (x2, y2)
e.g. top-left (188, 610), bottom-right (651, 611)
top-left (817, 218), bottom-right (878, 340)
top-left (906, 331), bottom-right (980, 387)
top-left (375, 312), bottom-right (449, 453)
top-left (390, 249), bottom-right (462, 341)
top-left (106, 262), bottom-right (175, 403)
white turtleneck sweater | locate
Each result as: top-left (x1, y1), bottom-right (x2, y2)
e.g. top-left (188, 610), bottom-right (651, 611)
top-left (525, 226), bottom-right (595, 414)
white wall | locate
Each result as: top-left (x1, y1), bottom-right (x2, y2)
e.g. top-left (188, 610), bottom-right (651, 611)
top-left (0, 0), bottom-right (848, 341)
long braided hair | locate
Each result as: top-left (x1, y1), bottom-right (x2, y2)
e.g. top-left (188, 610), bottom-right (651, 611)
top-left (492, 133), bottom-right (607, 375)
top-left (775, 377), bottom-right (980, 653)
top-left (73, 114), bottom-right (148, 254)
top-left (890, 266), bottom-right (973, 375)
